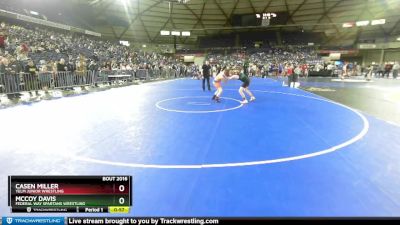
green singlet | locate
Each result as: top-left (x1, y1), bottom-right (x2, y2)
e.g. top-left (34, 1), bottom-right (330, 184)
top-left (239, 72), bottom-right (250, 88)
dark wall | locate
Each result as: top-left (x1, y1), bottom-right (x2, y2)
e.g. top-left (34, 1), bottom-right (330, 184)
top-left (199, 31), bottom-right (325, 49)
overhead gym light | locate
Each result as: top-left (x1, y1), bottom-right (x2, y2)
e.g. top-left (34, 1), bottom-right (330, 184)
top-left (356, 21), bottom-right (370, 27)
top-left (181, 31), bottom-right (190, 36)
top-left (371, 19), bottom-right (385, 25)
top-left (161, 30), bottom-right (188, 36)
top-left (30, 11), bottom-right (39, 16)
top-left (342, 22), bottom-right (354, 28)
top-left (160, 30), bottom-right (170, 36)
top-left (171, 31), bottom-right (181, 36)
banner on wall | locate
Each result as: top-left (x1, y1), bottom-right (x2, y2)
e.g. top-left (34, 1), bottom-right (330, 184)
top-left (183, 55), bottom-right (195, 62)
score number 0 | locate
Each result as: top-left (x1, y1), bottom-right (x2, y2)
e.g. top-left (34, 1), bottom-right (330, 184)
top-left (118, 184), bottom-right (126, 205)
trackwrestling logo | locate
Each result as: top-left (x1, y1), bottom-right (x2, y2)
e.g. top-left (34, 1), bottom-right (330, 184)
top-left (2, 217), bottom-right (64, 225)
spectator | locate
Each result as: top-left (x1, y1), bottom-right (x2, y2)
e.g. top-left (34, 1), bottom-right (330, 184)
top-left (2, 56), bottom-right (21, 95)
top-left (384, 63), bottom-right (392, 78)
top-left (366, 64), bottom-right (373, 81)
top-left (55, 58), bottom-right (69, 88)
top-left (286, 64), bottom-right (294, 87)
top-left (0, 56), bottom-right (5, 92)
top-left (293, 65), bottom-right (302, 88)
top-left (23, 58), bottom-right (39, 95)
top-left (393, 62), bottom-right (399, 79)
top-left (56, 58), bottom-right (67, 72)
top-left (0, 22), bottom-right (8, 52)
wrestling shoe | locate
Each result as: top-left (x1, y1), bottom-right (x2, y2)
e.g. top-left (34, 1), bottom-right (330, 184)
top-left (241, 99), bottom-right (248, 104)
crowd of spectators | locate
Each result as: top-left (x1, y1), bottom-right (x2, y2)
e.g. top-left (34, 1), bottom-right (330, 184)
top-left (0, 19), bottom-right (199, 98)
top-left (1, 17), bottom-right (398, 98)
top-left (205, 47), bottom-right (399, 80)
top-left (0, 20), bottom-right (189, 78)
top-left (205, 46), bottom-right (323, 77)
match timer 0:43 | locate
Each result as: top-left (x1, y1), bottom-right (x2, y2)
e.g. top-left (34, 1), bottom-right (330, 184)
top-left (8, 176), bottom-right (132, 213)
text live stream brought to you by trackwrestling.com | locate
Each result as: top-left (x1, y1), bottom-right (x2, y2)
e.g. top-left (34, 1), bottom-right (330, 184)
top-left (2, 217), bottom-right (400, 225)
top-left (68, 218), bottom-right (220, 225)
top-left (0, 217), bottom-right (221, 225)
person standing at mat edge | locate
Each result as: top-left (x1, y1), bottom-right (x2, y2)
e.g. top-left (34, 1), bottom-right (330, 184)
top-left (202, 61), bottom-right (211, 91)
top-left (393, 62), bottom-right (399, 79)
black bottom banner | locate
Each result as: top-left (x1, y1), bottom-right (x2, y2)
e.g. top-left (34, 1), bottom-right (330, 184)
top-left (66, 217), bottom-right (400, 225)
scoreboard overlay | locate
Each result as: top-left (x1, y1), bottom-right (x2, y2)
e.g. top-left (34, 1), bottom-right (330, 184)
top-left (8, 176), bottom-right (132, 213)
